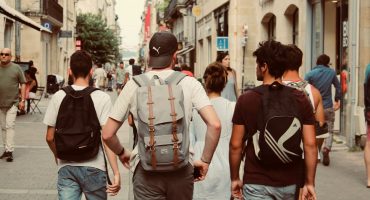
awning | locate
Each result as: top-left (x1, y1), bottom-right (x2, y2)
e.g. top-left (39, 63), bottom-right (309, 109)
top-left (177, 46), bottom-right (194, 56)
top-left (0, 0), bottom-right (51, 33)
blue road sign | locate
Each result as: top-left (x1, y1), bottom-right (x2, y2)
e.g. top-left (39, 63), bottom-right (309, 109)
top-left (216, 36), bottom-right (229, 51)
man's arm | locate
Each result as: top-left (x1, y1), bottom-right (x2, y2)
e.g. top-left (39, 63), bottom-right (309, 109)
top-left (197, 105), bottom-right (221, 163)
top-left (102, 118), bottom-right (131, 168)
top-left (301, 124), bottom-right (317, 199)
top-left (332, 73), bottom-right (342, 111)
top-left (229, 124), bottom-right (245, 199)
top-left (312, 87), bottom-right (325, 124)
top-left (19, 83), bottom-right (26, 110)
top-left (45, 126), bottom-right (57, 164)
top-left (193, 105), bottom-right (221, 181)
top-left (101, 125), bottom-right (121, 195)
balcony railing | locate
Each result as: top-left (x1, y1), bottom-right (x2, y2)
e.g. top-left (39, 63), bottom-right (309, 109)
top-left (43, 0), bottom-right (63, 25)
top-left (165, 0), bottom-right (187, 19)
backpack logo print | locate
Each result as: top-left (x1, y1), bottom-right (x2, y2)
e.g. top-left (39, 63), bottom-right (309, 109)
top-left (152, 46), bottom-right (161, 55)
top-left (265, 118), bottom-right (301, 163)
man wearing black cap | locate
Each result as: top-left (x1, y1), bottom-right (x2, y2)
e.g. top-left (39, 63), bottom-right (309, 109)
top-left (102, 31), bottom-right (221, 199)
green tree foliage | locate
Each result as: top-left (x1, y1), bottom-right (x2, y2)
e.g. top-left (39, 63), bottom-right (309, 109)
top-left (76, 13), bottom-right (121, 64)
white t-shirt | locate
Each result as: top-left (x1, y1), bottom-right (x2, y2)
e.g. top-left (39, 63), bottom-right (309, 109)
top-left (125, 65), bottom-right (133, 79)
top-left (43, 85), bottom-right (112, 171)
top-left (109, 70), bottom-right (211, 171)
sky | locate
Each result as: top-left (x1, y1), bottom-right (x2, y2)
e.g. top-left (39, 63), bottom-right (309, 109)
top-left (116, 0), bottom-right (146, 52)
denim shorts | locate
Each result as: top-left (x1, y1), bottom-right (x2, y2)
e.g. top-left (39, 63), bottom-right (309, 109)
top-left (242, 184), bottom-right (298, 200)
top-left (57, 165), bottom-right (107, 200)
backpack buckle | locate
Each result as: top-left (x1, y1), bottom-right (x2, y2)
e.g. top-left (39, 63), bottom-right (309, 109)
top-left (149, 126), bottom-right (155, 132)
top-left (173, 142), bottom-right (179, 149)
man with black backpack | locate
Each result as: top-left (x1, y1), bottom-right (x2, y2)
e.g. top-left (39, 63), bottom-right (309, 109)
top-left (229, 41), bottom-right (317, 200)
top-left (44, 50), bottom-right (121, 199)
top-left (102, 31), bottom-right (221, 200)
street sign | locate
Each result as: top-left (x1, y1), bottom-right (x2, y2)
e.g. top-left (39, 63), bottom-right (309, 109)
top-left (60, 30), bottom-right (73, 38)
top-left (216, 36), bottom-right (229, 51)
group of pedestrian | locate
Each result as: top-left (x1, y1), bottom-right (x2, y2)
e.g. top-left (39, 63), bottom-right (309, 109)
top-left (0, 29), bottom-right (353, 199)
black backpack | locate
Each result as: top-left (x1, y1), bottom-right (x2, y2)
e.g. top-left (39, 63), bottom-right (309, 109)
top-left (55, 86), bottom-right (101, 162)
top-left (252, 82), bottom-right (303, 167)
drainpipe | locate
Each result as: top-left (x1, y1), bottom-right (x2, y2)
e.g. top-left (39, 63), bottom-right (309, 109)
top-left (348, 0), bottom-right (359, 149)
top-left (15, 0), bottom-right (20, 61)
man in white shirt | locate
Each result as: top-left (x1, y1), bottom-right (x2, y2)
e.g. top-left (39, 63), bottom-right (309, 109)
top-left (44, 50), bottom-right (120, 199)
top-left (102, 31), bottom-right (221, 200)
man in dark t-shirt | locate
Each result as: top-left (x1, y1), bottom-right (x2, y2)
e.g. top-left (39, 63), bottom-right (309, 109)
top-left (229, 41), bottom-right (317, 200)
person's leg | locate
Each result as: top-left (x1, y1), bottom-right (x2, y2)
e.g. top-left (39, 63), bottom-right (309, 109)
top-left (133, 164), bottom-right (166, 200)
top-left (26, 99), bottom-right (30, 113)
top-left (273, 185), bottom-right (298, 200)
top-left (365, 118), bottom-right (370, 187)
top-left (4, 105), bottom-right (17, 161)
top-left (0, 108), bottom-right (8, 157)
top-left (57, 166), bottom-right (83, 200)
top-left (166, 163), bottom-right (194, 200)
top-left (81, 167), bottom-right (107, 200)
top-left (323, 108), bottom-right (335, 166)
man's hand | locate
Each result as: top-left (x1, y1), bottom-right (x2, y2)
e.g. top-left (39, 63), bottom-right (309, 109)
top-left (106, 173), bottom-right (121, 196)
top-left (193, 159), bottom-right (209, 182)
top-left (301, 184), bottom-right (316, 200)
top-left (118, 149), bottom-right (131, 169)
top-left (18, 101), bottom-right (25, 111)
top-left (333, 100), bottom-right (340, 111)
top-left (231, 179), bottom-right (243, 199)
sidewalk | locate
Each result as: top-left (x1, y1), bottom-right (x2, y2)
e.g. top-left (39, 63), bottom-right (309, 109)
top-left (0, 91), bottom-right (133, 200)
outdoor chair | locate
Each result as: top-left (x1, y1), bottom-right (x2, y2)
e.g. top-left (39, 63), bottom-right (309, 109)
top-left (29, 86), bottom-right (45, 114)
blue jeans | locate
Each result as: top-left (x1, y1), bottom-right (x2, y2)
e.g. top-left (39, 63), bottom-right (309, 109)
top-left (243, 184), bottom-right (298, 200)
top-left (57, 165), bottom-right (107, 200)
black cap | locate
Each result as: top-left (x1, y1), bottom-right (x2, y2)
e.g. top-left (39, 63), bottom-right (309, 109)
top-left (149, 32), bottom-right (178, 68)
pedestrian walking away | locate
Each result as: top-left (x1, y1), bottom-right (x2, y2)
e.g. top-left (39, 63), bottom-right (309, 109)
top-left (0, 48), bottom-right (27, 162)
top-left (116, 61), bottom-right (126, 95)
top-left (282, 44), bottom-right (328, 160)
top-left (363, 62), bottom-right (370, 188)
top-left (44, 50), bottom-right (121, 200)
top-left (102, 31), bottom-right (221, 200)
top-left (229, 41), bottom-right (317, 200)
top-left (190, 61), bottom-right (235, 200)
top-left (305, 54), bottom-right (342, 166)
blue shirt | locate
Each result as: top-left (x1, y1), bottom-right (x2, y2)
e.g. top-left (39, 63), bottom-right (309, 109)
top-left (304, 65), bottom-right (341, 109)
top-left (365, 64), bottom-right (370, 83)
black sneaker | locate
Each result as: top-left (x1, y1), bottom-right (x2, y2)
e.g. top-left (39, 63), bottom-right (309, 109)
top-left (0, 151), bottom-right (9, 159)
top-left (6, 152), bottom-right (13, 162)
top-left (322, 147), bottom-right (330, 166)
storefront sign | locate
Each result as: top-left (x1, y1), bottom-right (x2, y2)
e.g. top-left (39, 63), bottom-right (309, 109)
top-left (342, 21), bottom-right (348, 47)
top-left (216, 36), bottom-right (229, 51)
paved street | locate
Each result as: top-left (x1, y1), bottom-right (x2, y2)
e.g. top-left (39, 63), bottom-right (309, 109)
top-left (0, 90), bottom-right (369, 200)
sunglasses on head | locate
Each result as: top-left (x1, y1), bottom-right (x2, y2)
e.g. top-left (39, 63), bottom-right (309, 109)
top-left (0, 53), bottom-right (10, 56)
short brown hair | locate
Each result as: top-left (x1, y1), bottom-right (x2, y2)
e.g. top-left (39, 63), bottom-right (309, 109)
top-left (203, 62), bottom-right (227, 93)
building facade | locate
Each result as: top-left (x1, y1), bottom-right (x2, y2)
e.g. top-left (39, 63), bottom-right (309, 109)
top-left (140, 0), bottom-right (370, 148)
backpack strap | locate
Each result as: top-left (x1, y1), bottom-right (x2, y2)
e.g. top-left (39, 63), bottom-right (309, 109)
top-left (61, 86), bottom-right (99, 98)
top-left (165, 71), bottom-right (187, 85)
top-left (133, 74), bottom-right (151, 87)
top-left (167, 84), bottom-right (180, 166)
top-left (147, 85), bottom-right (157, 169)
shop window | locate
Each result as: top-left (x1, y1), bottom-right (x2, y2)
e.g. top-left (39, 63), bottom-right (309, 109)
top-left (4, 20), bottom-right (13, 48)
top-left (262, 13), bottom-right (276, 41)
top-left (214, 4), bottom-right (229, 37)
top-left (268, 15), bottom-right (276, 40)
top-left (285, 4), bottom-right (299, 44)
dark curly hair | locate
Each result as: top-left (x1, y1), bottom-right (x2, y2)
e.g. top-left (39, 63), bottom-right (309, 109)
top-left (203, 62), bottom-right (227, 93)
top-left (252, 40), bottom-right (286, 79)
top-left (284, 44), bottom-right (303, 71)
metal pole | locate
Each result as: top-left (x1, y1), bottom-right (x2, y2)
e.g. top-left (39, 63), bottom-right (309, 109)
top-left (349, 0), bottom-right (358, 149)
top-left (15, 0), bottom-right (21, 61)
